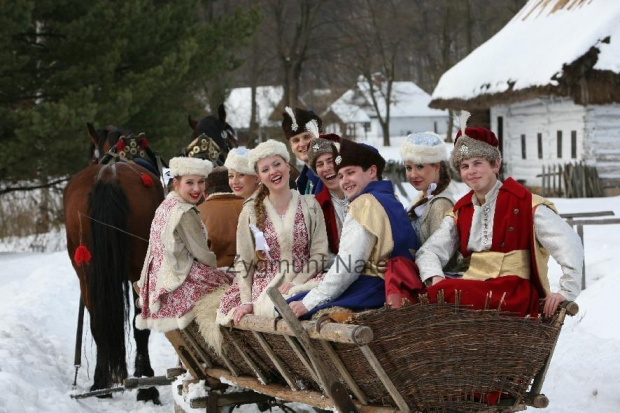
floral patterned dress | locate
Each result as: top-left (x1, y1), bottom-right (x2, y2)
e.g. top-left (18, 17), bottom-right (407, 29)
top-left (138, 195), bottom-right (233, 329)
top-left (218, 200), bottom-right (322, 317)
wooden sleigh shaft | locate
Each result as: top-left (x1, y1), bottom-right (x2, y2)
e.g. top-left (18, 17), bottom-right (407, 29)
top-left (168, 291), bottom-right (578, 413)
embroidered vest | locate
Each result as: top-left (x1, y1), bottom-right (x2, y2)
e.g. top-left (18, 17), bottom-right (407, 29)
top-left (453, 178), bottom-right (552, 297)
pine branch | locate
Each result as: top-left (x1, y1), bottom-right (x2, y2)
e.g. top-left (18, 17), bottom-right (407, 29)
top-left (0, 178), bottom-right (69, 196)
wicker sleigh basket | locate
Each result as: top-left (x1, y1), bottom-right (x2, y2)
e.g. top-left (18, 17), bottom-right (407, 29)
top-left (169, 294), bottom-right (577, 413)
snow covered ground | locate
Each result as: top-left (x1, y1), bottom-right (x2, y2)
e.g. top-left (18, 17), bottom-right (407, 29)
top-left (1, 194), bottom-right (619, 412)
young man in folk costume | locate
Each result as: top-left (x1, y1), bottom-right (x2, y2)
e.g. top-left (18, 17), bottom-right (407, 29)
top-left (288, 139), bottom-right (419, 319)
top-left (415, 112), bottom-right (582, 318)
top-left (282, 106), bottom-right (323, 195)
top-left (306, 134), bottom-right (348, 259)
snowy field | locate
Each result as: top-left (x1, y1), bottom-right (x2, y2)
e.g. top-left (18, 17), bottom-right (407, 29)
top-left (1, 194), bottom-right (620, 412)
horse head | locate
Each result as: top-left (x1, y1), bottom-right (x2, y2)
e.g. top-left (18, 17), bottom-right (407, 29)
top-left (187, 104), bottom-right (238, 166)
top-left (87, 123), bottom-right (128, 165)
top-left (86, 124), bottom-right (159, 176)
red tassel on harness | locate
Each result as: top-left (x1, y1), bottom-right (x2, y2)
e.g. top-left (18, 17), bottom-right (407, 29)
top-left (140, 137), bottom-right (149, 148)
top-left (140, 172), bottom-right (154, 187)
top-left (117, 139), bottom-right (126, 151)
top-left (74, 244), bottom-right (92, 266)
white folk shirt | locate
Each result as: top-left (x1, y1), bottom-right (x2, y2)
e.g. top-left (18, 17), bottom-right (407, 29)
top-left (415, 180), bottom-right (582, 301)
top-left (302, 214), bottom-right (375, 311)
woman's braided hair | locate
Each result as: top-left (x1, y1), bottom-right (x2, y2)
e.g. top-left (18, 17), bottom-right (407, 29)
top-left (253, 183), bottom-right (270, 262)
top-left (408, 161), bottom-right (451, 220)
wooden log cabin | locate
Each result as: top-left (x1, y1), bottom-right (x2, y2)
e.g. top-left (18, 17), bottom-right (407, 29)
top-left (429, 0), bottom-right (620, 194)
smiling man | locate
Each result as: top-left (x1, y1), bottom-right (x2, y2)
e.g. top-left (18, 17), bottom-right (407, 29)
top-left (282, 106), bottom-right (323, 194)
top-left (415, 112), bottom-right (583, 318)
top-left (287, 138), bottom-right (419, 319)
top-left (306, 135), bottom-right (347, 257)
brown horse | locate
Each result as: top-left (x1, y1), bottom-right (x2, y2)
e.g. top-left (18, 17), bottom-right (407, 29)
top-left (64, 127), bottom-right (164, 402)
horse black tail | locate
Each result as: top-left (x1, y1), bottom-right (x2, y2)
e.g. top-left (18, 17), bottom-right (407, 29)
top-left (88, 171), bottom-right (130, 387)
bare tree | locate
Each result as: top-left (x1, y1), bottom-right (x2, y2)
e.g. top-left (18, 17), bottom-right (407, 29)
top-left (267, 0), bottom-right (326, 107)
top-left (333, 0), bottom-right (418, 146)
top-left (223, 0), bottom-right (527, 143)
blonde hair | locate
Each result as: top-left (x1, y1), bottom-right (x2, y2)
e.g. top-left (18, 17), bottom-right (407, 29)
top-left (253, 183), bottom-right (270, 261)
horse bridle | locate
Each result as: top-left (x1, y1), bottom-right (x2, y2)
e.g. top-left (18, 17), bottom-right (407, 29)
top-left (100, 133), bottom-right (151, 165)
top-left (183, 133), bottom-right (227, 166)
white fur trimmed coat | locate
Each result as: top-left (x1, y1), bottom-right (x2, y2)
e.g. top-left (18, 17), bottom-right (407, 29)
top-left (217, 190), bottom-right (328, 323)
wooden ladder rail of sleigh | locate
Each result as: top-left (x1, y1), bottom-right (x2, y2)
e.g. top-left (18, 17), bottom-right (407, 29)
top-left (159, 286), bottom-right (578, 413)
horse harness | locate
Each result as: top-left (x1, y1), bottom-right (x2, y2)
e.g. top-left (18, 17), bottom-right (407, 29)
top-left (182, 133), bottom-right (227, 166)
top-left (100, 133), bottom-right (151, 164)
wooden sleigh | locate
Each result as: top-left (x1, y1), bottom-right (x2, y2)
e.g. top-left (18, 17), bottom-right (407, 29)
top-left (166, 287), bottom-right (578, 413)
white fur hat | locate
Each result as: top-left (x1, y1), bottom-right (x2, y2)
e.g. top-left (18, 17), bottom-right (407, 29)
top-left (169, 156), bottom-right (213, 177)
top-left (400, 132), bottom-right (447, 164)
top-left (247, 139), bottom-right (290, 172)
top-left (224, 147), bottom-right (256, 176)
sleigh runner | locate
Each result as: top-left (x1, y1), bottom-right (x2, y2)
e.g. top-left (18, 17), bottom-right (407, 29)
top-left (165, 287), bottom-right (578, 413)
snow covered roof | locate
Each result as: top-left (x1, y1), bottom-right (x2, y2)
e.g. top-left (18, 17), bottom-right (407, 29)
top-left (431, 0), bottom-right (620, 109)
top-left (224, 86), bottom-right (283, 129)
top-left (328, 89), bottom-right (372, 123)
top-left (329, 80), bottom-right (447, 124)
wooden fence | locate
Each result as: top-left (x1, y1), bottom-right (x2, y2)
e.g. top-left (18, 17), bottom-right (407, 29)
top-left (561, 211), bottom-right (620, 290)
top-left (539, 162), bottom-right (604, 198)
top-left (384, 160), bottom-right (410, 202)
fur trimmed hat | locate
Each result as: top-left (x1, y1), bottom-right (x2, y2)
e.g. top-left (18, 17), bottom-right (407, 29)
top-left (205, 166), bottom-right (232, 195)
top-left (334, 139), bottom-right (386, 177)
top-left (282, 107), bottom-right (323, 140)
top-left (169, 156), bottom-right (213, 177)
top-left (400, 132), bottom-right (447, 165)
top-left (307, 134), bottom-right (341, 173)
top-left (247, 139), bottom-right (291, 172)
top-left (224, 147), bottom-right (256, 176)
top-left (450, 111), bottom-right (501, 171)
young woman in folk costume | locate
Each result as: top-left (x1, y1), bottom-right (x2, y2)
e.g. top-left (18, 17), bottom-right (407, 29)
top-left (225, 147), bottom-right (261, 200)
top-left (197, 148), bottom-right (261, 269)
top-left (401, 132), bottom-right (462, 249)
top-left (383, 132), bottom-right (466, 306)
top-left (136, 157), bottom-right (233, 337)
top-left (198, 148), bottom-right (260, 268)
top-left (306, 135), bottom-right (348, 259)
top-left (416, 112), bottom-right (583, 319)
top-left (217, 139), bottom-right (329, 325)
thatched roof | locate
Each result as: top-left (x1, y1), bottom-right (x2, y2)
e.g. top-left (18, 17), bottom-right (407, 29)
top-left (430, 0), bottom-right (620, 110)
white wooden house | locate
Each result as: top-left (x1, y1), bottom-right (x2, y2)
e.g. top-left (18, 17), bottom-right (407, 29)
top-left (324, 79), bottom-right (449, 141)
top-left (429, 0), bottom-right (620, 189)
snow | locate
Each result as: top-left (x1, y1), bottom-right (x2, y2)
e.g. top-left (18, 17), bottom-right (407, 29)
top-left (330, 80), bottom-right (448, 123)
top-left (432, 0), bottom-right (620, 101)
top-left (2, 164), bottom-right (620, 411)
top-left (328, 89), bottom-right (373, 123)
top-left (224, 86), bottom-right (283, 129)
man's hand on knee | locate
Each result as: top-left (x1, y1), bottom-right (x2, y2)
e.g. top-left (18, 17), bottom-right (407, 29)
top-left (289, 301), bottom-right (308, 318)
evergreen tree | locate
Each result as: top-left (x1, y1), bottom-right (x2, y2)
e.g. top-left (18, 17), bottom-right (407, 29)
top-left (0, 0), bottom-right (259, 183)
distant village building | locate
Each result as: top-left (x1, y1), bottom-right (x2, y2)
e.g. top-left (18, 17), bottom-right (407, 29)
top-left (223, 86), bottom-right (336, 145)
top-left (224, 86), bottom-right (283, 143)
top-left (429, 0), bottom-right (620, 189)
top-left (324, 78), bottom-right (449, 141)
